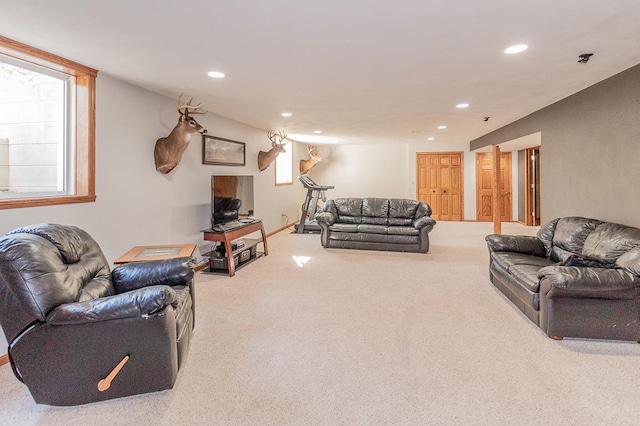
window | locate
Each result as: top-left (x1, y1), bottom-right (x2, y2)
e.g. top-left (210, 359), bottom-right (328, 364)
top-left (0, 36), bottom-right (97, 209)
top-left (275, 141), bottom-right (293, 185)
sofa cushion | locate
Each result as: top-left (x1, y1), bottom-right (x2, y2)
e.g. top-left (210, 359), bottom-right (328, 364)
top-left (509, 264), bottom-right (543, 293)
top-left (388, 226), bottom-right (420, 236)
top-left (549, 217), bottom-right (602, 262)
top-left (334, 198), bottom-right (363, 224)
top-left (491, 252), bottom-right (555, 273)
top-left (329, 223), bottom-right (359, 233)
top-left (388, 199), bottom-right (419, 226)
top-left (582, 222), bottom-right (640, 263)
top-left (616, 247), bottom-right (640, 277)
top-left (361, 198), bottom-right (389, 225)
top-left (329, 232), bottom-right (418, 245)
top-left (357, 224), bottom-right (387, 234)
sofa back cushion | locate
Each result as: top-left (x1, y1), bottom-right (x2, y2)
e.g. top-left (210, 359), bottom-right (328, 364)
top-left (333, 198), bottom-right (363, 224)
top-left (388, 199), bottom-right (420, 226)
top-left (616, 247), bottom-right (640, 277)
top-left (547, 217), bottom-right (602, 262)
top-left (362, 198), bottom-right (389, 225)
top-left (583, 222), bottom-right (640, 263)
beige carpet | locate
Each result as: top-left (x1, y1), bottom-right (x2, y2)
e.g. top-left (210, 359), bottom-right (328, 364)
top-left (2, 221), bottom-right (640, 425)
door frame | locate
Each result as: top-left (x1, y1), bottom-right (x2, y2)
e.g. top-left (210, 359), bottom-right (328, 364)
top-left (524, 146), bottom-right (541, 226)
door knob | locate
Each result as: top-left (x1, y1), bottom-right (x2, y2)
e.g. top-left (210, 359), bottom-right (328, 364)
top-left (505, 192), bottom-right (511, 195)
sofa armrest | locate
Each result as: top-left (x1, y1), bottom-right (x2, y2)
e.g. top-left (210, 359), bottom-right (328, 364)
top-left (538, 265), bottom-right (639, 299)
top-left (112, 256), bottom-right (195, 293)
top-left (316, 212), bottom-right (336, 226)
top-left (46, 285), bottom-right (178, 325)
top-left (485, 234), bottom-right (546, 257)
top-left (413, 216), bottom-right (436, 229)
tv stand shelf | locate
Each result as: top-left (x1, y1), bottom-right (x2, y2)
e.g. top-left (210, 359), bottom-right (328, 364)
top-left (201, 220), bottom-right (268, 277)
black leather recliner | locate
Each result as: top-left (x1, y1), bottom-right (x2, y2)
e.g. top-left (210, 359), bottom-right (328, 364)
top-left (0, 223), bottom-right (196, 406)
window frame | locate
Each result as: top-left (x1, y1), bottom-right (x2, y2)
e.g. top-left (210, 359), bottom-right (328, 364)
top-left (274, 140), bottom-right (293, 186)
top-left (0, 35), bottom-right (97, 209)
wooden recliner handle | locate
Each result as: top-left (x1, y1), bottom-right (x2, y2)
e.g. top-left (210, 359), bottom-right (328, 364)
top-left (97, 355), bottom-right (130, 392)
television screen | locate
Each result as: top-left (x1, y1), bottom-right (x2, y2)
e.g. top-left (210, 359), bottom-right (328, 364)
top-left (211, 175), bottom-right (254, 226)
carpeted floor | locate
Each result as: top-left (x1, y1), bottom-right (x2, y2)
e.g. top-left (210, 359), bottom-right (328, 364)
top-left (2, 221), bottom-right (640, 425)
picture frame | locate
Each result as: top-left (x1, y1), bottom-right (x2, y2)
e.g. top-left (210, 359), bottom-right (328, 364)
top-left (202, 135), bottom-right (246, 166)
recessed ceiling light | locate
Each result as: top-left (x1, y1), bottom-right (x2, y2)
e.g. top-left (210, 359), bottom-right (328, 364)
top-left (314, 130), bottom-right (322, 134)
top-left (504, 44), bottom-right (528, 55)
top-left (281, 112), bottom-right (292, 117)
top-left (427, 137), bottom-right (435, 141)
top-left (456, 103), bottom-right (469, 109)
top-left (207, 71), bottom-right (225, 78)
top-left (437, 125), bottom-right (447, 130)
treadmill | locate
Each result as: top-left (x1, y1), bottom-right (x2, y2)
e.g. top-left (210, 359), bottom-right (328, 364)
top-left (294, 175), bottom-right (335, 233)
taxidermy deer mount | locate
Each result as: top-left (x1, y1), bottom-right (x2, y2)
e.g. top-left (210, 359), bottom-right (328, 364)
top-left (154, 94), bottom-right (207, 174)
top-left (299, 145), bottom-right (322, 175)
top-left (258, 130), bottom-right (288, 171)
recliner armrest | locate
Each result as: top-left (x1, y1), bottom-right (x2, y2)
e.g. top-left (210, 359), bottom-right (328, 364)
top-left (485, 234), bottom-right (546, 257)
top-left (316, 212), bottom-right (336, 226)
top-left (112, 256), bottom-right (195, 293)
top-left (538, 265), bottom-right (639, 299)
top-left (46, 285), bottom-right (178, 325)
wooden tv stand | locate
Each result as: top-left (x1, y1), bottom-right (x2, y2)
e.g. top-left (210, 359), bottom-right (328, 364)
top-left (202, 220), bottom-right (268, 277)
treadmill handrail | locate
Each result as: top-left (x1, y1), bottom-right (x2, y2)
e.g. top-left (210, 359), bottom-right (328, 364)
top-left (298, 175), bottom-right (334, 190)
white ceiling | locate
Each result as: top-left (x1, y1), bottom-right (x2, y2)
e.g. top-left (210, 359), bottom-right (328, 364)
top-left (1, 1), bottom-right (639, 145)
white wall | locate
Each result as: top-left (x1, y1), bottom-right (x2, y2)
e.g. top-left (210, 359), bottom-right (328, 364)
top-left (313, 140), bottom-right (477, 220)
top-left (0, 74), bottom-right (304, 354)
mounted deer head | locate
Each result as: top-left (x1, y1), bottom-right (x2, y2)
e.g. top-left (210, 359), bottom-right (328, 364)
top-left (299, 145), bottom-right (322, 175)
top-left (154, 94), bottom-right (207, 174)
top-left (258, 130), bottom-right (287, 171)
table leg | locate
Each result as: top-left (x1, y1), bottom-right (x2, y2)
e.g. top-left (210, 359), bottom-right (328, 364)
top-left (260, 222), bottom-right (269, 256)
top-left (223, 236), bottom-right (235, 277)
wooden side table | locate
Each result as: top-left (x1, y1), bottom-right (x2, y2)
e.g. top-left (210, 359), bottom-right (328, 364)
top-left (114, 243), bottom-right (197, 264)
top-left (202, 220), bottom-right (268, 277)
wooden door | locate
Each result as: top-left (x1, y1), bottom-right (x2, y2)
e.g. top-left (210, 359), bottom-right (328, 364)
top-left (476, 152), bottom-right (512, 222)
top-left (416, 152), bottom-right (463, 221)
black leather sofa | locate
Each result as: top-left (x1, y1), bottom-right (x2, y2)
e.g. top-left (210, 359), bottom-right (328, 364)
top-left (316, 198), bottom-right (436, 253)
top-left (0, 224), bottom-right (196, 405)
top-left (486, 216), bottom-right (640, 341)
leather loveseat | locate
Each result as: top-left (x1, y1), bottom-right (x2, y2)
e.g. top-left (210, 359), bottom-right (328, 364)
top-left (0, 224), bottom-right (196, 405)
top-left (316, 198), bottom-right (436, 253)
top-left (486, 216), bottom-right (640, 341)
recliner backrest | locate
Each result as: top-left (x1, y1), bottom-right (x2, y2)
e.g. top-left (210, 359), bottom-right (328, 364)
top-left (0, 224), bottom-right (113, 342)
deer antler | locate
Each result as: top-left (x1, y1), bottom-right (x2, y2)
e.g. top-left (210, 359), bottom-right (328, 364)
top-left (177, 93), bottom-right (206, 115)
top-left (308, 145), bottom-right (319, 157)
top-left (268, 130), bottom-right (287, 145)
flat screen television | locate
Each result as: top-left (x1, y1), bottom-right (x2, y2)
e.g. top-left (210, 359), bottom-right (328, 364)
top-left (211, 175), bottom-right (254, 227)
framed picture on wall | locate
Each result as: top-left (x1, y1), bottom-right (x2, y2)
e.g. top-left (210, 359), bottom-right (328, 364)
top-left (202, 135), bottom-right (246, 166)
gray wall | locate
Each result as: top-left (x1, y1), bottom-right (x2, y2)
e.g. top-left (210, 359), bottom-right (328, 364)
top-left (470, 63), bottom-right (640, 227)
